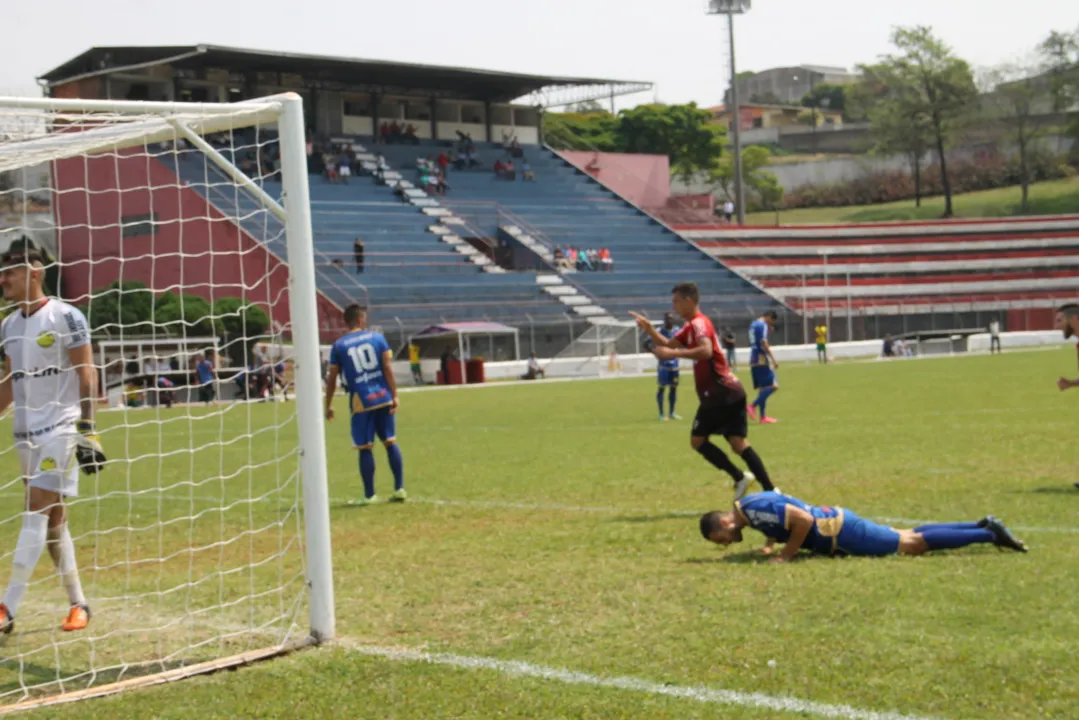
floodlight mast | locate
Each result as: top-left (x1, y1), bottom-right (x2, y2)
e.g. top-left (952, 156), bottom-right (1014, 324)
top-left (707, 0), bottom-right (751, 225)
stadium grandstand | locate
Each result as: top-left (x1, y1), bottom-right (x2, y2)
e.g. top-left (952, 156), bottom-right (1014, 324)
top-left (35, 44), bottom-right (783, 356)
top-left (673, 216), bottom-right (1079, 343)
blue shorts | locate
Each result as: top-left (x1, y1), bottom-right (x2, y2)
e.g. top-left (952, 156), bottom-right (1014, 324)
top-left (835, 510), bottom-right (900, 557)
top-left (350, 407), bottom-right (396, 449)
top-left (751, 365), bottom-right (776, 389)
top-left (657, 368), bottom-right (679, 387)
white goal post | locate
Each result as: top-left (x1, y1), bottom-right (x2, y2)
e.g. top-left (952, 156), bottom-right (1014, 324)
top-left (0, 93), bottom-right (333, 709)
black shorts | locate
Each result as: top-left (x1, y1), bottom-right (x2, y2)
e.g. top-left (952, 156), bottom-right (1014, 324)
top-left (692, 402), bottom-right (748, 439)
top-left (198, 383), bottom-right (216, 403)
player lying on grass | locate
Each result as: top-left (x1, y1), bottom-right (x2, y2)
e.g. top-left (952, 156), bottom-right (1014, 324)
top-left (700, 491), bottom-right (1027, 563)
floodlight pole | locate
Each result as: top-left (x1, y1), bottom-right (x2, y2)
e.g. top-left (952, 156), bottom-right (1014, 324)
top-left (727, 7), bottom-right (746, 226)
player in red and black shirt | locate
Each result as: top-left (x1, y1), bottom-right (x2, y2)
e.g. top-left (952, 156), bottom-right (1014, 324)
top-left (632, 282), bottom-right (776, 499)
top-left (1054, 303), bottom-right (1079, 490)
top-left (1056, 303), bottom-right (1079, 393)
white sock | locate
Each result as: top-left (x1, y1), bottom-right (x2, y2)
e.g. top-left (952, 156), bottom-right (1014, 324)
top-left (47, 524), bottom-right (86, 607)
top-left (2, 512), bottom-right (49, 616)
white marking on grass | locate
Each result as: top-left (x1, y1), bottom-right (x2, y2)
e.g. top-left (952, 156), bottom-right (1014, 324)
top-left (339, 639), bottom-right (940, 720)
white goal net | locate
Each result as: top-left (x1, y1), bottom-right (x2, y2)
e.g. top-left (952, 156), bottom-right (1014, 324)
top-left (0, 95), bottom-right (333, 709)
top-left (555, 319), bottom-right (646, 376)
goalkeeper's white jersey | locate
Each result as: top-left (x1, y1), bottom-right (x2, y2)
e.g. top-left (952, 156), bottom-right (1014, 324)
top-left (0, 299), bottom-right (90, 438)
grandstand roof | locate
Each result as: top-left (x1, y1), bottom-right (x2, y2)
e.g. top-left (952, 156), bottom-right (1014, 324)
top-left (39, 45), bottom-right (650, 104)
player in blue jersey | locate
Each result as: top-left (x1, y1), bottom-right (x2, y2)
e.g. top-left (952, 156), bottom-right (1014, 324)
top-left (324, 304), bottom-right (405, 505)
top-left (700, 491), bottom-right (1027, 563)
top-left (655, 313), bottom-right (682, 421)
top-left (747, 310), bottom-right (780, 424)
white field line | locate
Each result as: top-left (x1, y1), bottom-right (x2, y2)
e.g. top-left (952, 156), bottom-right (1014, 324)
top-left (6, 608), bottom-right (942, 720)
top-left (337, 638), bottom-right (940, 720)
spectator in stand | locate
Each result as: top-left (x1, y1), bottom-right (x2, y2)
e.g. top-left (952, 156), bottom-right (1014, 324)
top-left (375, 153), bottom-right (389, 182)
top-left (322, 150), bottom-right (338, 183)
top-left (600, 248), bottom-right (614, 271)
top-left (493, 159), bottom-right (505, 177)
top-left (404, 124), bottom-right (419, 145)
top-left (522, 158), bottom-right (535, 181)
top-left (338, 153), bottom-right (352, 184)
top-left (437, 151), bottom-right (450, 176)
top-left (389, 121), bottom-right (402, 142)
top-left (379, 122), bottom-right (391, 144)
top-left (353, 238), bottom-right (365, 275)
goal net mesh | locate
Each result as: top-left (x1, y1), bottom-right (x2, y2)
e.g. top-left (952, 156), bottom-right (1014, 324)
top-left (0, 97), bottom-right (321, 705)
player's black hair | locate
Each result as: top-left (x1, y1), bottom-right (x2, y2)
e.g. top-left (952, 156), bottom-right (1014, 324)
top-left (1058, 303), bottom-right (1079, 318)
top-left (763, 310), bottom-right (779, 322)
top-left (343, 303), bottom-right (367, 327)
top-left (699, 511), bottom-right (725, 540)
top-left (0, 237), bottom-right (44, 266)
top-left (671, 282), bottom-right (699, 304)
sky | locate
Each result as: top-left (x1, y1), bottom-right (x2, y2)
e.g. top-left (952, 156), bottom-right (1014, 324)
top-left (2, 0), bottom-right (1077, 109)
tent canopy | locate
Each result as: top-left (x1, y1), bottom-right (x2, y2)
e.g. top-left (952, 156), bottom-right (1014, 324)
top-left (412, 322), bottom-right (518, 339)
top-left (410, 322), bottom-right (520, 361)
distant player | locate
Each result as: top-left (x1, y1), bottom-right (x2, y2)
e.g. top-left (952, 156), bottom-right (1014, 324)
top-left (815, 323), bottom-right (828, 364)
top-left (325, 304), bottom-right (405, 504)
top-left (631, 283), bottom-right (776, 499)
top-left (194, 351), bottom-right (216, 405)
top-left (747, 310), bottom-right (780, 424)
top-left (655, 313), bottom-right (681, 421)
top-left (408, 343), bottom-right (423, 385)
top-left (700, 491), bottom-right (1027, 563)
top-left (0, 242), bottom-right (105, 634)
top-left (989, 318), bottom-right (1002, 354)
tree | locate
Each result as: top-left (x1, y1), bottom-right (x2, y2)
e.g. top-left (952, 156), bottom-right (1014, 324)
top-left (213, 297), bottom-right (270, 367)
top-left (852, 63), bottom-right (934, 206)
top-left (748, 92), bottom-right (783, 106)
top-left (870, 26), bottom-right (978, 217)
top-left (85, 280), bottom-right (156, 336)
top-left (569, 100), bottom-right (606, 113)
top-left (801, 83), bottom-right (849, 115)
top-left (1038, 27), bottom-right (1079, 156)
top-left (981, 61), bottom-right (1053, 212)
top-left (1039, 28), bottom-right (1079, 114)
top-left (154, 292), bottom-right (219, 338)
top-left (709, 145), bottom-right (783, 210)
top-left (542, 110), bottom-right (620, 151)
top-left (617, 103), bottom-right (726, 185)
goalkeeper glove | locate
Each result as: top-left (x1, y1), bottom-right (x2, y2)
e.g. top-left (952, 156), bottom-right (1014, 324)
top-left (75, 420), bottom-right (106, 475)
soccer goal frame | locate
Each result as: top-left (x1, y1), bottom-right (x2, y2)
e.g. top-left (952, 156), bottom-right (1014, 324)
top-left (0, 93), bottom-right (334, 709)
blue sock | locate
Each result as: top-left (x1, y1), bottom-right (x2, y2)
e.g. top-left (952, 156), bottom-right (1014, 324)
top-left (386, 443), bottom-right (404, 491)
top-left (755, 387), bottom-right (776, 416)
top-left (914, 522), bottom-right (982, 532)
top-left (668, 387), bottom-right (677, 415)
top-left (656, 389), bottom-right (665, 415)
top-left (919, 527), bottom-right (995, 550)
top-left (359, 449), bottom-right (376, 499)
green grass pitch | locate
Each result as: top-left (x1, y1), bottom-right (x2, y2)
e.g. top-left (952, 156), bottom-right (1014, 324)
top-left (3, 347), bottom-right (1078, 719)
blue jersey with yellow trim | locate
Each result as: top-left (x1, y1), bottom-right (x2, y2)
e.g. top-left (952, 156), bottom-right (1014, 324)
top-left (749, 319), bottom-right (769, 366)
top-left (735, 491), bottom-right (844, 555)
top-left (330, 329), bottom-right (393, 413)
top-left (658, 325), bottom-right (680, 370)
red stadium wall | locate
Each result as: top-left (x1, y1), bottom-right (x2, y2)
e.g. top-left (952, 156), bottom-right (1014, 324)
top-left (52, 152), bottom-right (343, 339)
top-left (559, 151), bottom-right (671, 209)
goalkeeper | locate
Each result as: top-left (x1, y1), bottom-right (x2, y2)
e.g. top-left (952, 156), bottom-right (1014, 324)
top-left (0, 242), bottom-right (105, 635)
